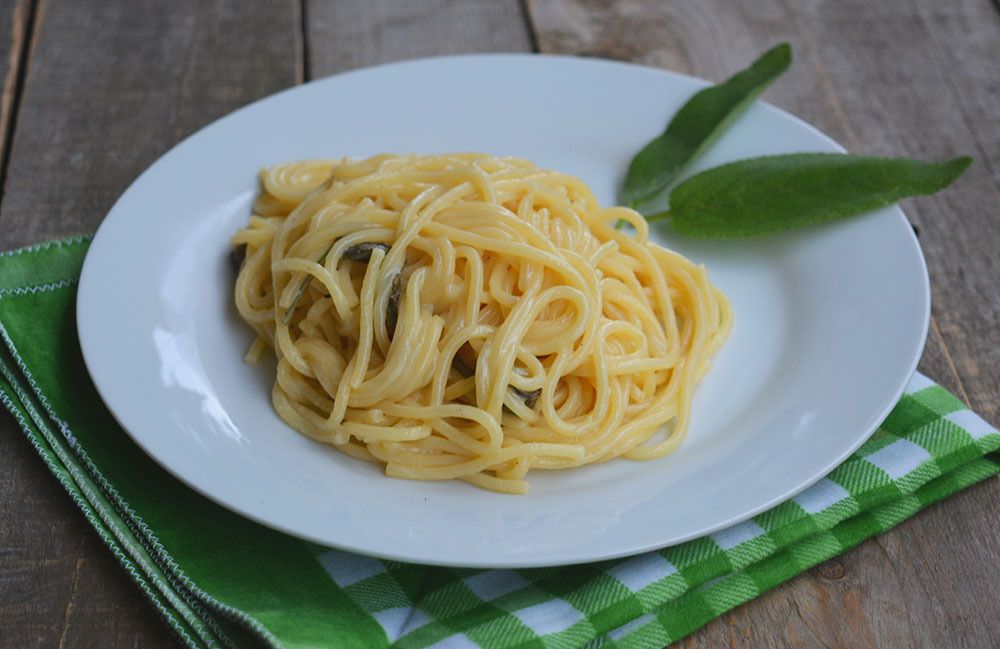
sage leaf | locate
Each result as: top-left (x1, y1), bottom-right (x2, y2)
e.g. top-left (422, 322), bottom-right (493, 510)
top-left (385, 272), bottom-right (402, 338)
top-left (653, 153), bottom-right (971, 238)
top-left (510, 387), bottom-right (542, 410)
top-left (282, 243), bottom-right (334, 325)
top-left (452, 343), bottom-right (541, 413)
top-left (621, 43), bottom-right (791, 207)
top-left (343, 241), bottom-right (390, 262)
top-left (283, 241), bottom-right (391, 324)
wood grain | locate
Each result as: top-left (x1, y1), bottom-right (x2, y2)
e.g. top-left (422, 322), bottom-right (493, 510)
top-left (0, 0), bottom-right (301, 248)
top-left (0, 1), bottom-right (300, 647)
top-left (527, 0), bottom-right (1000, 647)
top-left (305, 0), bottom-right (533, 77)
top-left (0, 0), bottom-right (30, 189)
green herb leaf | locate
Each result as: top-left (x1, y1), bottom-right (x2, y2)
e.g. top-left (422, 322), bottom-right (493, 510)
top-left (652, 153), bottom-right (971, 238)
top-left (282, 243), bottom-right (334, 325)
top-left (621, 43), bottom-right (791, 208)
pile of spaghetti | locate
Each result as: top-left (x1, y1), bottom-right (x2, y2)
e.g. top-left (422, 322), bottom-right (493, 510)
top-left (232, 153), bottom-right (731, 493)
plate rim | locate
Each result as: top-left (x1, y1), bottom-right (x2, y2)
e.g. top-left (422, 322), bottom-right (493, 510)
top-left (77, 53), bottom-right (931, 567)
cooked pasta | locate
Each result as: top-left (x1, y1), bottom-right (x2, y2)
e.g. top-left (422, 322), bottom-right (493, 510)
top-left (232, 153), bottom-right (731, 493)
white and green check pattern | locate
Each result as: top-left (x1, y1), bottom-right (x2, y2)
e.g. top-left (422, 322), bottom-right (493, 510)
top-left (1, 236), bottom-right (998, 649)
top-left (308, 374), bottom-right (1000, 648)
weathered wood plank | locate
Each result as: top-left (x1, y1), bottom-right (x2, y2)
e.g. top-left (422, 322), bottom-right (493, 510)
top-left (0, 1), bottom-right (300, 647)
top-left (905, 0), bottom-right (1000, 421)
top-left (0, 0), bottom-right (300, 248)
top-left (305, 0), bottom-right (533, 77)
top-left (0, 0), bottom-right (30, 189)
top-left (527, 0), bottom-right (1000, 647)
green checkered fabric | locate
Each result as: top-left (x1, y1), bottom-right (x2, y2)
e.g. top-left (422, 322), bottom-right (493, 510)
top-left (2, 236), bottom-right (998, 649)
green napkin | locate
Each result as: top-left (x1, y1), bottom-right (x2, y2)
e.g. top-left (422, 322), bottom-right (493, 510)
top-left (2, 236), bottom-right (997, 649)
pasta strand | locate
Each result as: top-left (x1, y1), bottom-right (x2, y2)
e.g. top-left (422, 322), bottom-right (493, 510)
top-left (233, 153), bottom-right (731, 493)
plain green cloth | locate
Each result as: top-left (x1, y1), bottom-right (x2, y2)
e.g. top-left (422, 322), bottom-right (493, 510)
top-left (1, 236), bottom-right (997, 649)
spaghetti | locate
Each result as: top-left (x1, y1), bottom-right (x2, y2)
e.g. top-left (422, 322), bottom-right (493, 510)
top-left (232, 153), bottom-right (731, 493)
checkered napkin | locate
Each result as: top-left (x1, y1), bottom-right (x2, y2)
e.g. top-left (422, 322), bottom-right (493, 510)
top-left (1, 236), bottom-right (997, 649)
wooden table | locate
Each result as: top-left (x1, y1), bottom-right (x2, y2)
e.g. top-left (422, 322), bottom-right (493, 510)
top-left (1, 2), bottom-right (997, 647)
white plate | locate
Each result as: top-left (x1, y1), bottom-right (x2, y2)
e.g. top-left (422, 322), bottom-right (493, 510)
top-left (78, 55), bottom-right (929, 568)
